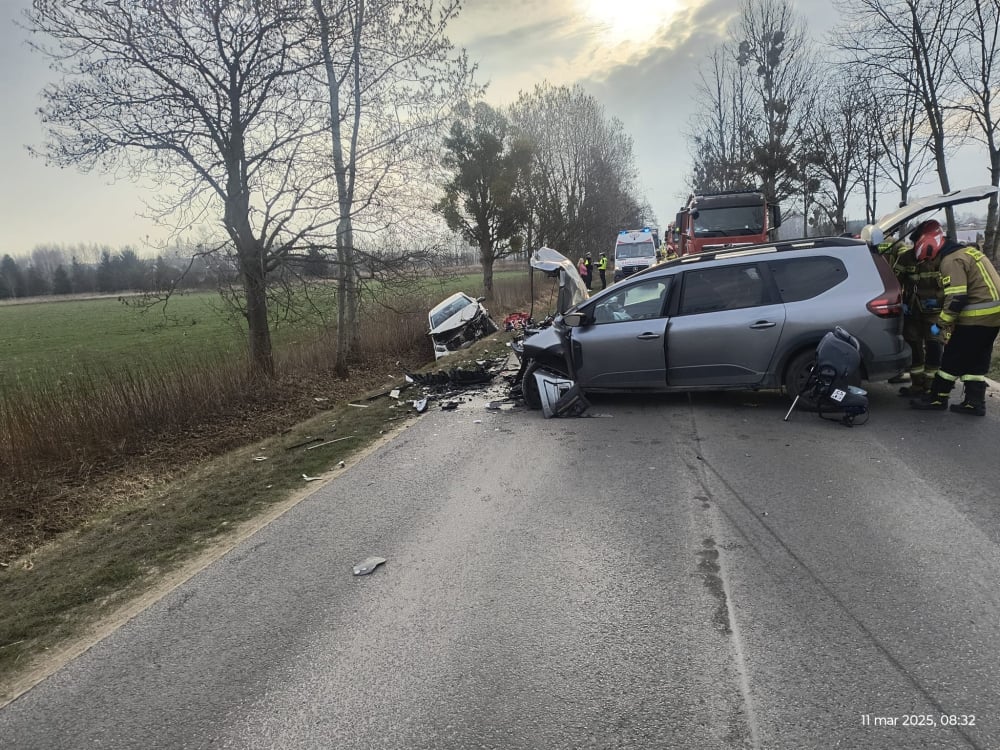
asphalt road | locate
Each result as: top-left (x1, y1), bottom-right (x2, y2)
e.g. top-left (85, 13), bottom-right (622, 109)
top-left (1, 376), bottom-right (999, 749)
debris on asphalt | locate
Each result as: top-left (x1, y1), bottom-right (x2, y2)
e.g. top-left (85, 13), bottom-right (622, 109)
top-left (302, 474), bottom-right (322, 482)
top-left (441, 401), bottom-right (460, 411)
top-left (389, 389), bottom-right (401, 399)
top-left (338, 460), bottom-right (346, 468)
top-left (347, 403), bottom-right (369, 409)
top-left (352, 556), bottom-right (387, 576)
top-left (404, 359), bottom-right (505, 388)
top-left (485, 400), bottom-right (517, 411)
top-left (413, 398), bottom-right (428, 413)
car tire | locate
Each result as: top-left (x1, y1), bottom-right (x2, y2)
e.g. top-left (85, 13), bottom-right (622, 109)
top-left (784, 347), bottom-right (862, 412)
top-left (783, 349), bottom-right (820, 412)
top-left (522, 361), bottom-right (543, 410)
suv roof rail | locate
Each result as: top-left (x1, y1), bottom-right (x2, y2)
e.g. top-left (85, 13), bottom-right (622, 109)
top-left (673, 236), bottom-right (864, 265)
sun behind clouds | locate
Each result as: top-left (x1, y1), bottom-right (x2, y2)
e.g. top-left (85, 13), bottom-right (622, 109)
top-left (577, 0), bottom-right (682, 43)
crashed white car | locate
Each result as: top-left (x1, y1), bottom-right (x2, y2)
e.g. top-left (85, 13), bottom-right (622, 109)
top-left (427, 292), bottom-right (499, 359)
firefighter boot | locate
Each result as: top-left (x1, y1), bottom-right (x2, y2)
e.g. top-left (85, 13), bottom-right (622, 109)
top-left (950, 380), bottom-right (987, 417)
top-left (909, 374), bottom-right (953, 411)
top-left (898, 372), bottom-right (926, 398)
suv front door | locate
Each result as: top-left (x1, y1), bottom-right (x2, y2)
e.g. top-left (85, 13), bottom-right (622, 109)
top-left (666, 263), bottom-right (785, 387)
top-left (570, 278), bottom-right (671, 390)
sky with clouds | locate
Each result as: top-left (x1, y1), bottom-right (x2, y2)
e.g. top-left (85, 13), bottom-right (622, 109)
top-left (0, 0), bottom-right (989, 255)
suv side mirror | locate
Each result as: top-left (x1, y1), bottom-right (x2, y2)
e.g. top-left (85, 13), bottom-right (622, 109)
top-left (561, 312), bottom-right (585, 328)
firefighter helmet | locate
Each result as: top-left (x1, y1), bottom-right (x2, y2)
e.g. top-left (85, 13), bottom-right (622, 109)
top-left (910, 219), bottom-right (946, 262)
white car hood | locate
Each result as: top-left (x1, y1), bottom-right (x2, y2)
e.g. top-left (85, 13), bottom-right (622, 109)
top-left (860, 185), bottom-right (998, 245)
top-left (429, 305), bottom-right (477, 336)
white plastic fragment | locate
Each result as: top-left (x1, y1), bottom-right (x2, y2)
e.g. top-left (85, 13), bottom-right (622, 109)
top-left (353, 556), bottom-right (387, 576)
top-left (302, 474), bottom-right (322, 482)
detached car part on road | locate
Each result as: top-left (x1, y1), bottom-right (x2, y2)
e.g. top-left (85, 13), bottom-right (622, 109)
top-left (515, 187), bottom-right (999, 414)
top-left (427, 292), bottom-right (499, 359)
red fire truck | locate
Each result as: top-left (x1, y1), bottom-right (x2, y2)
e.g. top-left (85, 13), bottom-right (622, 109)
top-left (674, 190), bottom-right (781, 256)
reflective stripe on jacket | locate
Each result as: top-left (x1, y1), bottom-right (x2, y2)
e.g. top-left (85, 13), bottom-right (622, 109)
top-left (938, 246), bottom-right (1000, 327)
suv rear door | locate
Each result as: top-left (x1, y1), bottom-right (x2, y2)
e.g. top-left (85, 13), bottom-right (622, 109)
top-left (666, 263), bottom-right (785, 387)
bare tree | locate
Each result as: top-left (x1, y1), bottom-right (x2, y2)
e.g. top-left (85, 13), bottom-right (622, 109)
top-left (947, 0), bottom-right (1000, 257)
top-left (26, 0), bottom-right (330, 377)
top-left (835, 0), bottom-right (964, 235)
top-left (732, 0), bottom-right (817, 205)
top-left (871, 63), bottom-right (936, 210)
top-left (686, 46), bottom-right (758, 193)
top-left (802, 80), bottom-right (867, 232)
top-left (510, 83), bottom-right (646, 257)
top-left (311, 0), bottom-right (476, 375)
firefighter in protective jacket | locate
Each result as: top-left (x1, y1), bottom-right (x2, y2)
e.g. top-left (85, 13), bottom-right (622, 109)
top-left (894, 243), bottom-right (945, 397)
top-left (909, 220), bottom-right (1000, 415)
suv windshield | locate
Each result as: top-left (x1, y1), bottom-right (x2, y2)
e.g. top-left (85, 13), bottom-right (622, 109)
top-left (615, 240), bottom-right (656, 259)
top-left (694, 206), bottom-right (764, 236)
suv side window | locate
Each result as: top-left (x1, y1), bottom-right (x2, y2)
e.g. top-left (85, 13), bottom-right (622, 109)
top-left (766, 256), bottom-right (847, 302)
top-left (679, 264), bottom-right (766, 315)
top-left (591, 279), bottom-right (670, 324)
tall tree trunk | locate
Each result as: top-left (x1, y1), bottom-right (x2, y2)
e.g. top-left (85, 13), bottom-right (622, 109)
top-left (481, 240), bottom-right (495, 293)
top-left (226, 163), bottom-right (274, 377)
top-left (242, 255), bottom-right (273, 378)
top-left (314, 0), bottom-right (363, 377)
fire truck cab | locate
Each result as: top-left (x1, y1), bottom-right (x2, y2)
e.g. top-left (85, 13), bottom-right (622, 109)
top-left (675, 190), bottom-right (781, 256)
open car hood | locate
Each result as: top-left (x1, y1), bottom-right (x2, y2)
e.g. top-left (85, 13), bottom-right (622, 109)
top-left (530, 246), bottom-right (589, 315)
top-left (860, 185), bottom-right (998, 245)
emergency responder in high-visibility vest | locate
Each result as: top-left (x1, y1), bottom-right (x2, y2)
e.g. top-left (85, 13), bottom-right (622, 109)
top-left (597, 252), bottom-right (608, 289)
top-left (894, 243), bottom-right (945, 398)
top-left (909, 219), bottom-right (1000, 415)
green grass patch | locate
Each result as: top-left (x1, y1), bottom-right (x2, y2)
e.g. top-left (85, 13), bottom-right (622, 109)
top-left (0, 270), bottom-right (526, 391)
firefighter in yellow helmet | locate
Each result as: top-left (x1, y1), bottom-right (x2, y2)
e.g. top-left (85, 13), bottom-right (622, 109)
top-left (909, 220), bottom-right (1000, 415)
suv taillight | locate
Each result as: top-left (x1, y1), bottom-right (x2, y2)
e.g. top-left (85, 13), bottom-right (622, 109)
top-left (868, 253), bottom-right (903, 317)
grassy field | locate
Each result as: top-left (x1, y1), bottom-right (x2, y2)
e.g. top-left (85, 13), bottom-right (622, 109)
top-left (0, 271), bottom-right (521, 388)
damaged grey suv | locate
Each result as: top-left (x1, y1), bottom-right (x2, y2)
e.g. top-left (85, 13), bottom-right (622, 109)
top-left (518, 186), bottom-right (1000, 414)
top-left (517, 240), bottom-right (909, 412)
top-left (522, 238), bottom-right (910, 408)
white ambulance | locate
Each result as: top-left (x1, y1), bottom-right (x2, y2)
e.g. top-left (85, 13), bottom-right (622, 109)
top-left (612, 227), bottom-right (659, 282)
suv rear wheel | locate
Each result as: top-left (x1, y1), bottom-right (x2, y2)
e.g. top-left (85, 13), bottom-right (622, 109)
top-left (783, 349), bottom-right (820, 412)
top-left (784, 347), bottom-right (862, 412)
